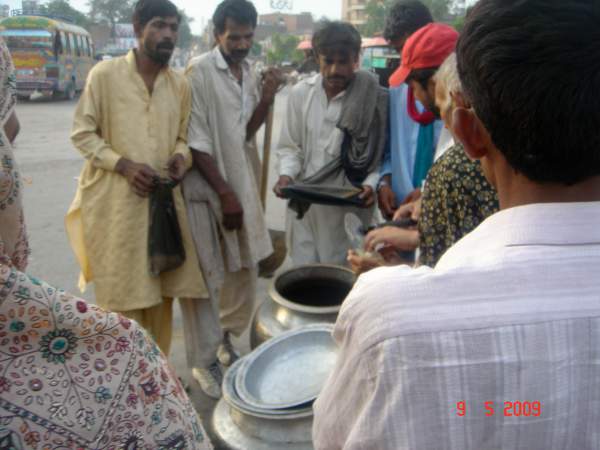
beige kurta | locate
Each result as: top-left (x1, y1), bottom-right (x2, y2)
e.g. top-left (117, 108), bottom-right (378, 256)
top-left (66, 50), bottom-right (207, 311)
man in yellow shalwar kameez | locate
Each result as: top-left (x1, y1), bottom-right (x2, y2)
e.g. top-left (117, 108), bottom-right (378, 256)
top-left (66, 0), bottom-right (206, 354)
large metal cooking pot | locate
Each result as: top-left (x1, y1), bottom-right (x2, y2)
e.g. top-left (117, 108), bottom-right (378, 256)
top-left (212, 357), bottom-right (314, 450)
top-left (212, 400), bottom-right (313, 450)
top-left (250, 264), bottom-right (356, 348)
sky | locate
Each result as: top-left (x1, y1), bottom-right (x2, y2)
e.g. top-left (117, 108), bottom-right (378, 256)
top-left (5, 0), bottom-right (342, 35)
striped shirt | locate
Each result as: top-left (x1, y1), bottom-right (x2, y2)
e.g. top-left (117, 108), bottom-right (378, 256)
top-left (313, 202), bottom-right (600, 450)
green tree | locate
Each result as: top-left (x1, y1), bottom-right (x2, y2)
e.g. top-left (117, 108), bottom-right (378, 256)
top-left (87, 0), bottom-right (135, 36)
top-left (360, 0), bottom-right (387, 37)
top-left (251, 41), bottom-right (262, 57)
top-left (266, 33), bottom-right (303, 66)
top-left (360, 0), bottom-right (452, 37)
top-left (39, 0), bottom-right (90, 28)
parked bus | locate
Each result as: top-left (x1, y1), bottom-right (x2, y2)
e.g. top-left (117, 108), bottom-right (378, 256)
top-left (0, 13), bottom-right (95, 100)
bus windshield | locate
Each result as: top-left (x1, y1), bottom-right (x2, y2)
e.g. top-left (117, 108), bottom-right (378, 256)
top-left (1, 30), bottom-right (52, 50)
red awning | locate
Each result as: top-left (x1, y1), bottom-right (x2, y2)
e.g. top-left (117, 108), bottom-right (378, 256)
top-left (362, 36), bottom-right (388, 48)
top-left (297, 40), bottom-right (312, 50)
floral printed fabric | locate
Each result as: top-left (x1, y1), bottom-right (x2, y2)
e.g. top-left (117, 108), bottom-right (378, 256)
top-left (0, 38), bottom-right (29, 271)
top-left (418, 144), bottom-right (499, 267)
top-left (0, 264), bottom-right (213, 449)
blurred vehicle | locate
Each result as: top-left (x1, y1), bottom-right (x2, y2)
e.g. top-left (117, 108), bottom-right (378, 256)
top-left (361, 37), bottom-right (400, 88)
top-left (0, 12), bottom-right (95, 100)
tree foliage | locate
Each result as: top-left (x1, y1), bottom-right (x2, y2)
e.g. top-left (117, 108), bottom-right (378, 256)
top-left (266, 33), bottom-right (303, 65)
top-left (360, 0), bottom-right (453, 37)
top-left (87, 0), bottom-right (134, 36)
top-left (39, 0), bottom-right (91, 28)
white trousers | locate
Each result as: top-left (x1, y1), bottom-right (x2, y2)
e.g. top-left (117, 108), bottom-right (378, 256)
top-left (287, 204), bottom-right (373, 266)
top-left (179, 267), bottom-right (257, 369)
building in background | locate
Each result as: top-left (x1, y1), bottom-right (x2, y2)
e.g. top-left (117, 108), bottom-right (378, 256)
top-left (342, 0), bottom-right (368, 28)
top-left (256, 11), bottom-right (314, 41)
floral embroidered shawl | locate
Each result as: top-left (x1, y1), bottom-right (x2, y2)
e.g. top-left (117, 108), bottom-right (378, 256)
top-left (0, 265), bottom-right (213, 449)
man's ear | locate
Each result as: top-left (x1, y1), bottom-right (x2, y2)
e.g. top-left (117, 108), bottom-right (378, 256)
top-left (451, 105), bottom-right (490, 161)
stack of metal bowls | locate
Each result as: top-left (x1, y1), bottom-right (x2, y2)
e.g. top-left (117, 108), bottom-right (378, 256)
top-left (212, 325), bottom-right (337, 450)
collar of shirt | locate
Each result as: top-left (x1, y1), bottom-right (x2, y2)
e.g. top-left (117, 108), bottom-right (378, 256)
top-left (211, 46), bottom-right (251, 77)
top-left (306, 73), bottom-right (347, 102)
top-left (125, 49), bottom-right (168, 95)
top-left (439, 201), bottom-right (600, 270)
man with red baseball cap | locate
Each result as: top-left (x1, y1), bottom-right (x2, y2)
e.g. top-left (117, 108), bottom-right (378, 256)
top-left (376, 0), bottom-right (442, 221)
top-left (396, 22), bottom-right (459, 119)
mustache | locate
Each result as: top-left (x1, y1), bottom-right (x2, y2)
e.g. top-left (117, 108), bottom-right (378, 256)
top-left (157, 42), bottom-right (175, 50)
top-left (327, 76), bottom-right (347, 82)
top-left (232, 49), bottom-right (249, 57)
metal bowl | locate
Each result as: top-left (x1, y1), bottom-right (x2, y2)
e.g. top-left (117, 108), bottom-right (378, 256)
top-left (223, 357), bottom-right (313, 417)
top-left (236, 324), bottom-right (337, 410)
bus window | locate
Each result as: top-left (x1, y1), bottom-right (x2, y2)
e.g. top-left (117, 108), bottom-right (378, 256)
top-left (65, 33), bottom-right (72, 55)
top-left (60, 32), bottom-right (67, 54)
top-left (85, 37), bottom-right (91, 57)
top-left (83, 36), bottom-right (89, 57)
top-left (0, 31), bottom-right (52, 50)
top-left (53, 32), bottom-right (62, 57)
top-left (73, 34), bottom-right (80, 57)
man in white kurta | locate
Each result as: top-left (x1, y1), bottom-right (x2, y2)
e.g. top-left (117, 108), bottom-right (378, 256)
top-left (180, 0), bottom-right (279, 399)
top-left (275, 33), bottom-right (381, 266)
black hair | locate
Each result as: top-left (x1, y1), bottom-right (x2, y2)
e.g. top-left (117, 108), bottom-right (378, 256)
top-left (312, 21), bottom-right (362, 58)
top-left (132, 0), bottom-right (180, 28)
top-left (383, 0), bottom-right (433, 42)
top-left (457, 0), bottom-right (600, 185)
top-left (406, 67), bottom-right (437, 90)
top-left (213, 0), bottom-right (258, 34)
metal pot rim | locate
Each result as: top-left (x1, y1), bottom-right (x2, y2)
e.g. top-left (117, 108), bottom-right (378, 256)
top-left (224, 357), bottom-right (315, 420)
top-left (269, 264), bottom-right (355, 314)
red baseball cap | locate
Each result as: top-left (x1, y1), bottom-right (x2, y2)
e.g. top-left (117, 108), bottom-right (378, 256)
top-left (389, 23), bottom-right (459, 88)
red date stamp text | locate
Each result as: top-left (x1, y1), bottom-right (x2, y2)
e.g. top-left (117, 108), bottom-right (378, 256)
top-left (456, 401), bottom-right (542, 417)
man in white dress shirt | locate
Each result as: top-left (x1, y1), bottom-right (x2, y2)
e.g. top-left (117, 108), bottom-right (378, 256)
top-left (314, 1), bottom-right (600, 449)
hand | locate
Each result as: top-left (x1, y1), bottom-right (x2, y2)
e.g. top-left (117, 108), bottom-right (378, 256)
top-left (261, 68), bottom-right (284, 104)
top-left (377, 184), bottom-right (397, 219)
top-left (364, 226), bottom-right (419, 253)
top-left (392, 197), bottom-right (422, 222)
top-left (402, 188), bottom-right (422, 205)
top-left (116, 158), bottom-right (158, 197)
top-left (347, 249), bottom-right (383, 275)
top-left (167, 154), bottom-right (186, 184)
top-left (273, 175), bottom-right (293, 198)
top-left (359, 185), bottom-right (375, 208)
top-left (220, 190), bottom-right (244, 231)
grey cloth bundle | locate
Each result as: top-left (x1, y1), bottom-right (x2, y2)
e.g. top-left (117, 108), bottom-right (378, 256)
top-left (289, 70), bottom-right (388, 218)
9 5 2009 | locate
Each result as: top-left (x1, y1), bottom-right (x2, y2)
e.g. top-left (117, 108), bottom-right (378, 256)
top-left (456, 401), bottom-right (542, 417)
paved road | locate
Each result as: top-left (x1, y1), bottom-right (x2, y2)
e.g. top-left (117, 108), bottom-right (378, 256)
top-left (13, 90), bottom-right (292, 447)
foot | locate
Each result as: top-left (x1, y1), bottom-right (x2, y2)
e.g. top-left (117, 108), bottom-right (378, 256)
top-left (192, 362), bottom-right (222, 400)
top-left (217, 332), bottom-right (239, 367)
